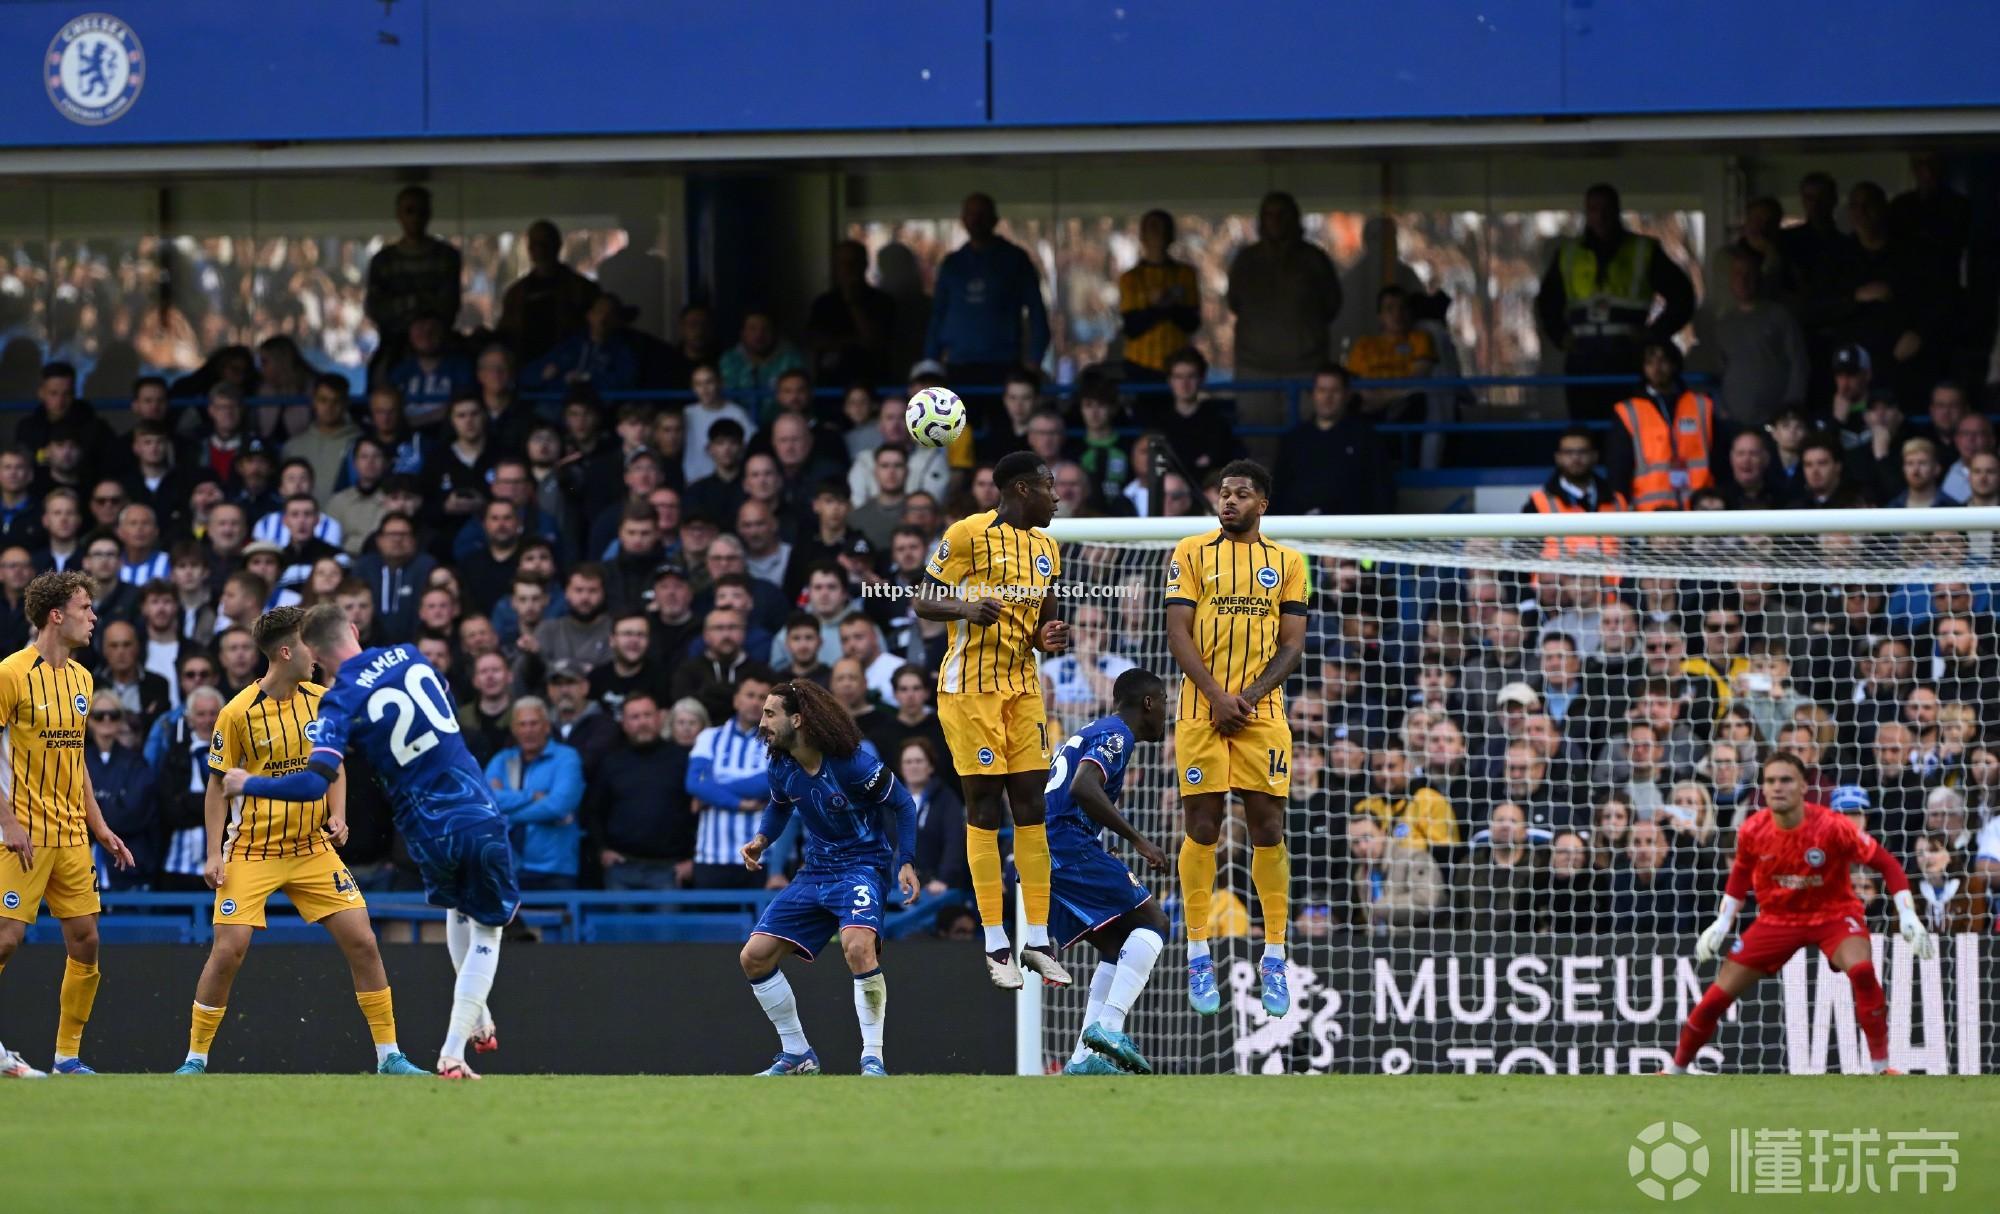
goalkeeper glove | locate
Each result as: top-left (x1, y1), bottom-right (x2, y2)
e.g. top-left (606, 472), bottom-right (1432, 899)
top-left (1694, 895), bottom-right (1741, 964)
top-left (1892, 891), bottom-right (1936, 961)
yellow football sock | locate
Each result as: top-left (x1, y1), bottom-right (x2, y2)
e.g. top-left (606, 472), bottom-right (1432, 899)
top-left (355, 987), bottom-right (398, 1047)
top-left (1179, 836), bottom-right (1217, 943)
top-left (1015, 824), bottom-right (1050, 928)
top-left (56, 957), bottom-right (100, 1058)
top-left (189, 1001), bottom-right (225, 1057)
top-left (966, 825), bottom-right (1004, 926)
top-left (1252, 844), bottom-right (1291, 947)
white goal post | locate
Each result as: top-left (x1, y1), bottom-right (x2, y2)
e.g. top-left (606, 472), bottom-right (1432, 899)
top-left (1016, 508), bottom-right (1998, 1076)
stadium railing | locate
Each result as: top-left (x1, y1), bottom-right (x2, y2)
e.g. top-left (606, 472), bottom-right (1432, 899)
top-left (55, 888), bottom-right (963, 946)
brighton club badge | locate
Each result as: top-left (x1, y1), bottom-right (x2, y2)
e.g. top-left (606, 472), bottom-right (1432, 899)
top-left (47, 14), bottom-right (145, 126)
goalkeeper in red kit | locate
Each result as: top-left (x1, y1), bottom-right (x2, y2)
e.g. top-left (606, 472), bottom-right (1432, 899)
top-left (1668, 751), bottom-right (1936, 1074)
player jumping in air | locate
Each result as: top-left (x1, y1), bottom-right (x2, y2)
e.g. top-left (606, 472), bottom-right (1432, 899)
top-left (1164, 460), bottom-right (1307, 1017)
top-left (1045, 668), bottom-right (1172, 1076)
top-left (737, 679), bottom-right (919, 1076)
top-left (1667, 752), bottom-right (1936, 1074)
top-left (915, 450), bottom-right (1072, 991)
top-left (178, 607), bottom-right (423, 1076)
top-left (223, 603), bottom-right (520, 1080)
top-left (0, 571), bottom-right (134, 1077)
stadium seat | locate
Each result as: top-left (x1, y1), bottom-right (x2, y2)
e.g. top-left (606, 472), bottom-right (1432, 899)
top-left (580, 912), bottom-right (754, 944)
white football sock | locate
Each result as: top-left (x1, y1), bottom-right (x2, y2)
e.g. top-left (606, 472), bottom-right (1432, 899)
top-left (853, 968), bottom-right (887, 1061)
top-left (752, 971), bottom-right (810, 1055)
top-left (445, 910), bottom-right (470, 972)
top-left (441, 923), bottom-right (501, 1061)
top-left (1187, 938), bottom-right (1211, 962)
top-left (1069, 962), bottom-right (1118, 1065)
top-left (1263, 942), bottom-right (1285, 963)
top-left (1022, 924), bottom-right (1051, 949)
top-left (1102, 928), bottom-right (1163, 1033)
top-left (983, 925), bottom-right (1010, 953)
top-left (375, 1043), bottom-right (399, 1065)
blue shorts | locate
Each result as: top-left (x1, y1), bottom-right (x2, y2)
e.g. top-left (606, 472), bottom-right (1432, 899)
top-left (406, 820), bottom-right (521, 928)
top-left (1048, 833), bottom-right (1150, 949)
top-left (752, 868), bottom-right (887, 961)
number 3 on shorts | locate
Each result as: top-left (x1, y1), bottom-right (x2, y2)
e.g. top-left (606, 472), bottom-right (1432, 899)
top-left (852, 883), bottom-right (873, 910)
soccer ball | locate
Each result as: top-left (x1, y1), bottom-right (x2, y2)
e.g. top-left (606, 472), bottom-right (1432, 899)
top-left (906, 387), bottom-right (967, 448)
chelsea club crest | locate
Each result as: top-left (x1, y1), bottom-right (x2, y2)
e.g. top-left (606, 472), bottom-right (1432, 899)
top-left (46, 14), bottom-right (145, 126)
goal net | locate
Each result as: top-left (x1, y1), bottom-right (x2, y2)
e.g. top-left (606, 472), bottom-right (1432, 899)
top-left (1025, 508), bottom-right (1996, 1076)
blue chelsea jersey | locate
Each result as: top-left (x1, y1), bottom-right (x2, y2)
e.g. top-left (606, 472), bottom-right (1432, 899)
top-left (309, 644), bottom-right (501, 840)
top-left (1043, 715), bottom-right (1135, 839)
top-left (766, 749), bottom-right (903, 877)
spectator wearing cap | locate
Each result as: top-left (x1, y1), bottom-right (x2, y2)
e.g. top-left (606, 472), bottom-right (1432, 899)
top-left (682, 364), bottom-right (755, 483)
top-left (536, 564), bottom-right (613, 673)
top-left (1692, 245), bottom-right (1808, 428)
top-left (588, 691), bottom-right (696, 891)
top-left (1885, 436), bottom-right (1961, 508)
top-left (498, 219), bottom-right (601, 362)
top-left (485, 697), bottom-right (584, 889)
top-left (686, 669), bottom-right (779, 890)
top-left (646, 563), bottom-right (700, 666)
top-left (522, 292), bottom-right (640, 394)
top-left (671, 608), bottom-right (755, 724)
top-left (682, 420), bottom-right (748, 527)
top-left (545, 660), bottom-right (620, 778)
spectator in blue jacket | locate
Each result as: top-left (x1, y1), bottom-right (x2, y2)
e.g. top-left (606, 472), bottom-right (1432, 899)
top-left (86, 691), bottom-right (160, 889)
top-left (924, 192), bottom-right (1051, 424)
top-left (485, 696), bottom-right (585, 889)
top-left (519, 294), bottom-right (639, 396)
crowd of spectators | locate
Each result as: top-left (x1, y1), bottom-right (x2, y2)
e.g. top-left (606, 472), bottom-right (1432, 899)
top-left (2, 174), bottom-right (1998, 947)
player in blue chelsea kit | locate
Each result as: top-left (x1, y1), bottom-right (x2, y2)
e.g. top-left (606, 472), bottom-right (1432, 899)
top-left (223, 604), bottom-right (518, 1080)
top-left (738, 679), bottom-right (919, 1076)
top-left (1047, 668), bottom-right (1171, 1076)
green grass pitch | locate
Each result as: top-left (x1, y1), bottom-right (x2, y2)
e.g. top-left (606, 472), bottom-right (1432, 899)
top-left (10, 1075), bottom-right (1993, 1212)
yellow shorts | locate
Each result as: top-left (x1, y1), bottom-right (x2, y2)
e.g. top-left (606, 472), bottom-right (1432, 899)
top-left (214, 849), bottom-right (366, 928)
top-left (939, 689), bottom-right (1050, 776)
top-left (1176, 715), bottom-right (1292, 798)
top-left (0, 845), bottom-right (100, 924)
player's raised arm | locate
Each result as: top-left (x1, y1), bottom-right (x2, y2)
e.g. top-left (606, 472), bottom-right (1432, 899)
top-left (1068, 759), bottom-right (1167, 872)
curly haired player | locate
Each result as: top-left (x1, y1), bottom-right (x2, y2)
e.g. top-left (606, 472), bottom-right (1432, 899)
top-left (1667, 752), bottom-right (1935, 1074)
top-left (737, 679), bottom-right (919, 1076)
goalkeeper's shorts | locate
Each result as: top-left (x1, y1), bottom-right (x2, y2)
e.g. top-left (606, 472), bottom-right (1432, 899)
top-left (1728, 911), bottom-right (1869, 973)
